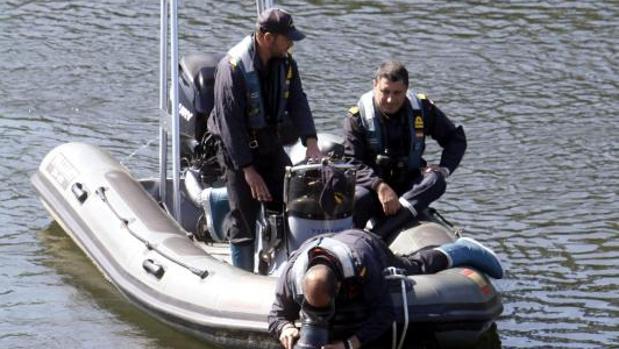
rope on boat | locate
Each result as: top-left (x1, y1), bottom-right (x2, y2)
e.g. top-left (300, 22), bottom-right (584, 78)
top-left (95, 187), bottom-right (210, 279)
top-left (427, 207), bottom-right (464, 237)
top-left (384, 267), bottom-right (411, 349)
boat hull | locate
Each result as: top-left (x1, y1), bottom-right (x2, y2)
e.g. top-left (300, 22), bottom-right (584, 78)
top-left (32, 142), bottom-right (502, 348)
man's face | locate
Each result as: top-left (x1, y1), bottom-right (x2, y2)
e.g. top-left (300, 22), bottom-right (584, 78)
top-left (270, 33), bottom-right (293, 58)
top-left (373, 77), bottom-right (407, 115)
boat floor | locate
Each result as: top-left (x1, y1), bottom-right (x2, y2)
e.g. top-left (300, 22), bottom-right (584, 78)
top-left (198, 241), bottom-right (232, 265)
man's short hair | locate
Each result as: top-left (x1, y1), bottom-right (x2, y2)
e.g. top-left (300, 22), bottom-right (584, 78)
top-left (374, 60), bottom-right (409, 87)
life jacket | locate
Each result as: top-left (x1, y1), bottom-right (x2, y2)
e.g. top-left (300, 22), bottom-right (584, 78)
top-left (227, 35), bottom-right (293, 130)
top-left (356, 90), bottom-right (429, 170)
top-left (288, 235), bottom-right (363, 303)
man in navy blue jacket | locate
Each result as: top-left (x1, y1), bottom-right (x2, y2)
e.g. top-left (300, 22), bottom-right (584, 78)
top-left (268, 229), bottom-right (503, 349)
top-left (344, 61), bottom-right (467, 238)
top-left (207, 8), bottom-right (322, 271)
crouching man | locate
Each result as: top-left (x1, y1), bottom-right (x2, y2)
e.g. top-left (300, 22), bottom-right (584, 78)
top-left (268, 229), bottom-right (503, 349)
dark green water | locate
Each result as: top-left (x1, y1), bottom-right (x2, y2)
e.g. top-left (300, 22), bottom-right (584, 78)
top-left (1, 1), bottom-right (617, 348)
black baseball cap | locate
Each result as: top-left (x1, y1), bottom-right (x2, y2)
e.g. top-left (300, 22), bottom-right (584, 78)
top-left (256, 8), bottom-right (305, 41)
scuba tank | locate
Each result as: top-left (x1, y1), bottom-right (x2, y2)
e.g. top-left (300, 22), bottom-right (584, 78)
top-left (257, 161), bottom-right (356, 275)
top-left (294, 302), bottom-right (334, 349)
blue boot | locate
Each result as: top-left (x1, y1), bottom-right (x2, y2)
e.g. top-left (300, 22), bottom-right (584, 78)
top-left (436, 237), bottom-right (504, 279)
top-left (230, 242), bottom-right (254, 272)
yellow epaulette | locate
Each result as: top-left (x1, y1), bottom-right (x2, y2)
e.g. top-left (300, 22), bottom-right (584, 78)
top-left (348, 106), bottom-right (360, 117)
top-left (228, 57), bottom-right (238, 69)
top-left (417, 93), bottom-right (434, 105)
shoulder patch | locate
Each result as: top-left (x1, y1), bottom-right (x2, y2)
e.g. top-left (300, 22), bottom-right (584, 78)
top-left (348, 106), bottom-right (360, 117)
top-left (228, 57), bottom-right (238, 68)
top-left (417, 93), bottom-right (434, 105)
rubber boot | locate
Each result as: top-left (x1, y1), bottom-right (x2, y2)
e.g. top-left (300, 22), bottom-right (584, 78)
top-left (436, 237), bottom-right (504, 279)
top-left (372, 208), bottom-right (415, 240)
top-left (230, 242), bottom-right (254, 272)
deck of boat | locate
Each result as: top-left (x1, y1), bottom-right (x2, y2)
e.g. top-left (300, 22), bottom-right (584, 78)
top-left (199, 242), bottom-right (232, 264)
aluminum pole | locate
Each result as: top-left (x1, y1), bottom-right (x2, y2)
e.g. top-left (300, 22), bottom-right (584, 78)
top-left (169, 0), bottom-right (181, 222)
top-left (158, 0), bottom-right (168, 205)
top-left (256, 0), bottom-right (275, 15)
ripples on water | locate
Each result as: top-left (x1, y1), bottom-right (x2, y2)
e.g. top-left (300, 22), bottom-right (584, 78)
top-left (1, 0), bottom-right (617, 348)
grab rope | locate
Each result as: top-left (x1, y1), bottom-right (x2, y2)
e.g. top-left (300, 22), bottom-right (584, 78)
top-left (119, 136), bottom-right (158, 166)
top-left (428, 207), bottom-right (463, 237)
top-left (95, 187), bottom-right (209, 279)
top-left (384, 267), bottom-right (410, 349)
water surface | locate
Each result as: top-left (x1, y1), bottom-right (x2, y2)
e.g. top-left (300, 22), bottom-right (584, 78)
top-left (1, 1), bottom-right (618, 348)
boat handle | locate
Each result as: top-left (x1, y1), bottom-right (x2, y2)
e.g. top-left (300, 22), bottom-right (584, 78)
top-left (71, 182), bottom-right (88, 204)
top-left (143, 259), bottom-right (165, 279)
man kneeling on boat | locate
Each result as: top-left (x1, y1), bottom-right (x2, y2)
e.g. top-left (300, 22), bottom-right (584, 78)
top-left (268, 229), bottom-right (503, 349)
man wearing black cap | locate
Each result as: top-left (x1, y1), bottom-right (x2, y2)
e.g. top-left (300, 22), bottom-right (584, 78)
top-left (207, 8), bottom-right (322, 271)
top-left (268, 229), bottom-right (503, 349)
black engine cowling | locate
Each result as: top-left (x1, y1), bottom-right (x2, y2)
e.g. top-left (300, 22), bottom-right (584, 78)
top-left (178, 54), bottom-right (221, 141)
top-left (178, 54), bottom-right (224, 184)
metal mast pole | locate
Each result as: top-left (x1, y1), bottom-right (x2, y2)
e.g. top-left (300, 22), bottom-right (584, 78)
top-left (158, 0), bottom-right (181, 223)
top-left (169, 0), bottom-right (181, 222)
top-left (158, 0), bottom-right (168, 206)
top-left (256, 0), bottom-right (275, 15)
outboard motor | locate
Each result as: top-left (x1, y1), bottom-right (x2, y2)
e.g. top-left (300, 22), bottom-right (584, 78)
top-left (257, 160), bottom-right (356, 275)
top-left (178, 54), bottom-right (224, 184)
top-left (178, 54), bottom-right (220, 145)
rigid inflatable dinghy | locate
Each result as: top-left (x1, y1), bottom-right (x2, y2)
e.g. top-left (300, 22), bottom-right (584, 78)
top-left (32, 141), bottom-right (502, 348)
top-left (31, 1), bottom-right (502, 347)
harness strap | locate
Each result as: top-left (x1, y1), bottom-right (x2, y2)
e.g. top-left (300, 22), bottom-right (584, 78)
top-left (384, 267), bottom-right (411, 349)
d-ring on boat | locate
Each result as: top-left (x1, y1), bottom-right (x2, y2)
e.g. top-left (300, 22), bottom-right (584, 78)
top-left (31, 1), bottom-right (502, 348)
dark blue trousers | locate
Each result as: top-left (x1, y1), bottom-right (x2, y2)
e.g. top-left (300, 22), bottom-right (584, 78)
top-left (353, 171), bottom-right (447, 229)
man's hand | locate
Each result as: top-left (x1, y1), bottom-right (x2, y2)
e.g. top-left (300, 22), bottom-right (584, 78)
top-left (279, 323), bottom-right (299, 349)
top-left (423, 164), bottom-right (450, 178)
top-left (305, 137), bottom-right (323, 160)
top-left (243, 166), bottom-right (272, 202)
top-left (376, 182), bottom-right (400, 216)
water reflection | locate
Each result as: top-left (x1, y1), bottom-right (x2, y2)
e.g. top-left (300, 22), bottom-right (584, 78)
top-left (36, 222), bottom-right (211, 349)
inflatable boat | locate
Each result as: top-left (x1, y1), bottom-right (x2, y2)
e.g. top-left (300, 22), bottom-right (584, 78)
top-left (31, 1), bottom-right (502, 347)
top-left (31, 140), bottom-right (502, 348)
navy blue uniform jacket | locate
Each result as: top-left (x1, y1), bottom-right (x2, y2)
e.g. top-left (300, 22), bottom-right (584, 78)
top-left (268, 230), bottom-right (396, 346)
top-left (207, 36), bottom-right (317, 170)
top-left (344, 97), bottom-right (466, 190)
